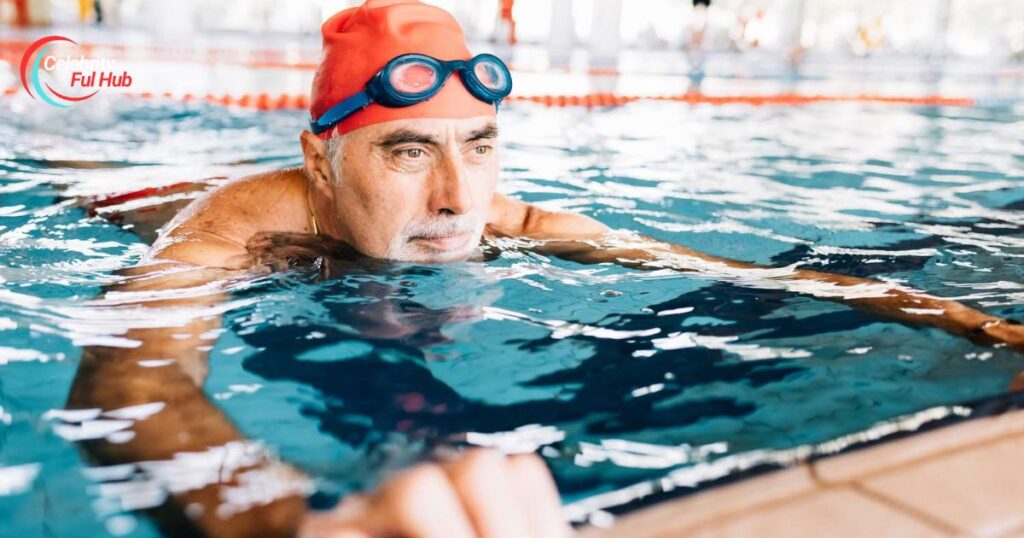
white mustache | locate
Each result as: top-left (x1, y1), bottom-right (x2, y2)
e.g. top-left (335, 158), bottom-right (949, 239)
top-left (404, 217), bottom-right (478, 240)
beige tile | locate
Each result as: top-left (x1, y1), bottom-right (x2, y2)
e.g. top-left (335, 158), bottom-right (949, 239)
top-left (860, 435), bottom-right (1024, 537)
top-left (578, 465), bottom-right (818, 538)
top-left (815, 410), bottom-right (1024, 484)
top-left (580, 411), bottom-right (1024, 537)
top-left (681, 488), bottom-right (948, 538)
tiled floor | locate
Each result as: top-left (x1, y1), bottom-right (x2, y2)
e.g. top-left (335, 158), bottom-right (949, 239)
top-left (582, 409), bottom-right (1024, 538)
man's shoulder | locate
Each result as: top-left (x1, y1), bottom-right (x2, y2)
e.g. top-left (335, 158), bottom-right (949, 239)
top-left (206, 168), bottom-right (306, 210)
top-left (172, 169), bottom-right (306, 231)
top-left (485, 193), bottom-right (609, 240)
top-left (484, 192), bottom-right (532, 238)
top-left (152, 168), bottom-right (310, 265)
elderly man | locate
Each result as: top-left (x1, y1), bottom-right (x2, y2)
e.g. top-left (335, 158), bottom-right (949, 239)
top-left (68, 1), bottom-right (1024, 537)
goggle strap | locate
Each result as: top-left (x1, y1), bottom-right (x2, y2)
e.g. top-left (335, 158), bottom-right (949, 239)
top-left (311, 91), bottom-right (373, 134)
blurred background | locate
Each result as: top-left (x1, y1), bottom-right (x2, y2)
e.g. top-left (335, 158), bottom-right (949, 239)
top-left (2, 0), bottom-right (1023, 59)
top-left (1, 0), bottom-right (1022, 103)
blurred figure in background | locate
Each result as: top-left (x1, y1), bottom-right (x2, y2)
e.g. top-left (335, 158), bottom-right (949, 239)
top-left (6, 0), bottom-right (49, 25)
top-left (11, 0), bottom-right (29, 26)
top-left (689, 0), bottom-right (711, 50)
top-left (687, 0), bottom-right (711, 91)
top-left (492, 0), bottom-right (516, 45)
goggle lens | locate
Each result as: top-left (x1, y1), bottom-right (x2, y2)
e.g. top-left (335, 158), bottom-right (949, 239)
top-left (473, 59), bottom-right (508, 92)
top-left (389, 61), bottom-right (438, 94)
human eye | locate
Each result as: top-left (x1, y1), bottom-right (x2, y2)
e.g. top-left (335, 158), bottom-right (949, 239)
top-left (466, 142), bottom-right (495, 160)
top-left (394, 147), bottom-right (427, 160)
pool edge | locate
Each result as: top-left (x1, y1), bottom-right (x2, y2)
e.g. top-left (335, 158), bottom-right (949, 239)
top-left (580, 405), bottom-right (1024, 537)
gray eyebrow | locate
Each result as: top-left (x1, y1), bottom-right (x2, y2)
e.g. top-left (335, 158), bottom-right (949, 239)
top-left (373, 123), bottom-right (499, 149)
top-left (374, 129), bottom-right (441, 148)
top-left (463, 123), bottom-right (499, 143)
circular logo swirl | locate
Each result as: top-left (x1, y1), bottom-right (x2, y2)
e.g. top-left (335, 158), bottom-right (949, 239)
top-left (20, 36), bottom-right (100, 108)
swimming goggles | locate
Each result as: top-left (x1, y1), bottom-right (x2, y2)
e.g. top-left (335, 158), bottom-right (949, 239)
top-left (310, 53), bottom-right (513, 135)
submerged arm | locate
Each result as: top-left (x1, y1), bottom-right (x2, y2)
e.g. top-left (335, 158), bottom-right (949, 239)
top-left (66, 234), bottom-right (308, 537)
top-left (492, 195), bottom-right (1024, 350)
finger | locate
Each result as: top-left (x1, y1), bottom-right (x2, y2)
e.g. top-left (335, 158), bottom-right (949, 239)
top-left (508, 454), bottom-right (573, 538)
top-left (440, 449), bottom-right (532, 538)
top-left (366, 463), bottom-right (477, 538)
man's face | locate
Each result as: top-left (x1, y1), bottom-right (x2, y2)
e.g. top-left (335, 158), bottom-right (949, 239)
top-left (310, 115), bottom-right (500, 264)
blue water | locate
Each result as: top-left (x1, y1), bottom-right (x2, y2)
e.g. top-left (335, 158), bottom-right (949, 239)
top-left (2, 86), bottom-right (1024, 536)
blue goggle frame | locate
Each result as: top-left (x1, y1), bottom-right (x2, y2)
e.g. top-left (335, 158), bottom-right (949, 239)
top-left (310, 53), bottom-right (513, 135)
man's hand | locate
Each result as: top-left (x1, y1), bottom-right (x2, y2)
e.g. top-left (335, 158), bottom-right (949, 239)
top-left (300, 449), bottom-right (572, 538)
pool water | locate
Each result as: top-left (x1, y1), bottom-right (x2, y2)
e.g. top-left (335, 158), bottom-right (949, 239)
top-left (2, 74), bottom-right (1024, 536)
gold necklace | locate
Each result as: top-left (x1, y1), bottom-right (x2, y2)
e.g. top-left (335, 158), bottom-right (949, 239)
top-left (306, 181), bottom-right (320, 236)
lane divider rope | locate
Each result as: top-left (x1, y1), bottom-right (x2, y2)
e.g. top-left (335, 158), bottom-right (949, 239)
top-left (4, 85), bottom-right (1017, 109)
top-left (3, 39), bottom-right (1023, 79)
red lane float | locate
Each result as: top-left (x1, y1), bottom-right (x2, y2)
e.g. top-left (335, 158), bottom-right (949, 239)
top-left (1, 87), bottom-right (977, 109)
top-left (508, 93), bottom-right (975, 108)
top-left (3, 38), bottom-right (1024, 81)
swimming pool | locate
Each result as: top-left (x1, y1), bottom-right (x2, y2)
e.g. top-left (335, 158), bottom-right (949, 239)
top-left (2, 55), bottom-right (1024, 536)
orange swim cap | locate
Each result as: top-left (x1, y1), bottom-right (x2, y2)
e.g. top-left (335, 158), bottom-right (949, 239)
top-left (311, 0), bottom-right (495, 138)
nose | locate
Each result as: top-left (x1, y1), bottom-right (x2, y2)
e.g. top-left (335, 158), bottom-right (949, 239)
top-left (427, 151), bottom-right (474, 216)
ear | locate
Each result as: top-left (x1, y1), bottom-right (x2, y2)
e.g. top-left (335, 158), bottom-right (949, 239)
top-left (300, 130), bottom-right (336, 194)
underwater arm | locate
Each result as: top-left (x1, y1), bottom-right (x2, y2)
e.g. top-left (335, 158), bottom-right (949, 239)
top-left (66, 238), bottom-right (310, 537)
top-left (504, 198), bottom-right (1024, 351)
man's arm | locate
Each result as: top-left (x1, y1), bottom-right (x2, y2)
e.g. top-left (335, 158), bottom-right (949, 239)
top-left (493, 194), bottom-right (1024, 350)
top-left (67, 235), bottom-right (311, 537)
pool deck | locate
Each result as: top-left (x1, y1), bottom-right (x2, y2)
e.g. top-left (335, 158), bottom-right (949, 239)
top-left (581, 408), bottom-right (1024, 537)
